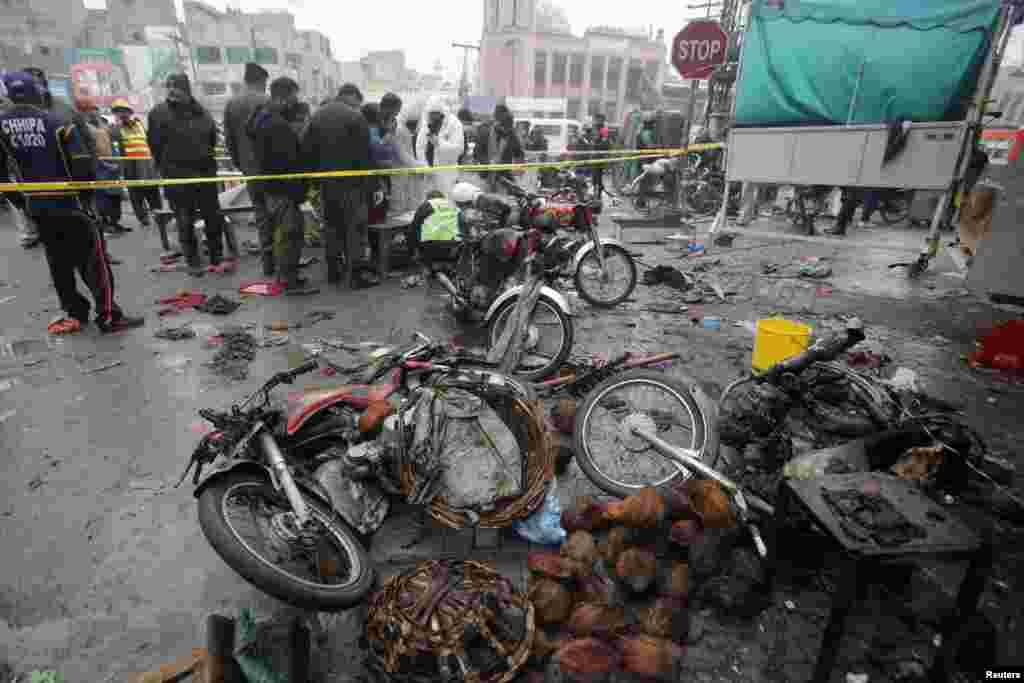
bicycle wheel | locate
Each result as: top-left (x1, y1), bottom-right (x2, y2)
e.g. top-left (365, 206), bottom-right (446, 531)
top-left (573, 370), bottom-right (711, 498)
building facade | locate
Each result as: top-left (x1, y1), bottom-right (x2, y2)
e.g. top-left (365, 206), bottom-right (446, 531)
top-left (478, 0), bottom-right (666, 124)
top-left (182, 0), bottom-right (341, 116)
top-left (0, 0), bottom-right (87, 77)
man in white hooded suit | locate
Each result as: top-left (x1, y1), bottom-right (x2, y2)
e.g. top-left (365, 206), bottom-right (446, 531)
top-left (416, 96), bottom-right (465, 198)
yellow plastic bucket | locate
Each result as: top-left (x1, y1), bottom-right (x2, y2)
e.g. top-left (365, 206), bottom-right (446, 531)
top-left (751, 319), bottom-right (813, 372)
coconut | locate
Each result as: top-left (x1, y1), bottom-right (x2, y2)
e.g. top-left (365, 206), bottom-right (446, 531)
top-left (640, 596), bottom-right (690, 642)
top-left (566, 603), bottom-right (628, 639)
top-left (561, 495), bottom-right (610, 533)
top-left (603, 487), bottom-right (667, 529)
top-left (615, 547), bottom-right (658, 594)
top-left (547, 638), bottom-right (622, 681)
top-left (656, 562), bottom-right (690, 598)
top-left (574, 572), bottom-right (614, 606)
top-left (669, 518), bottom-right (705, 547)
top-left (528, 552), bottom-right (576, 581)
top-left (618, 635), bottom-right (686, 680)
top-left (561, 531), bottom-right (599, 577)
top-left (529, 577), bottom-right (575, 625)
top-left (686, 479), bottom-right (737, 529)
top-left (662, 479), bottom-right (697, 520)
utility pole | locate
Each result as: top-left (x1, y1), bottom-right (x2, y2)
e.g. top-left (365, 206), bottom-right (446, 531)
top-left (452, 42), bottom-right (480, 100)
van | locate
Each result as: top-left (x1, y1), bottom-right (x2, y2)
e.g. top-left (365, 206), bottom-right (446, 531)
top-left (517, 118), bottom-right (583, 155)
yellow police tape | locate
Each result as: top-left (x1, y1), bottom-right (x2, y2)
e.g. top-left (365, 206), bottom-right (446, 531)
top-left (2, 143), bottom-right (721, 194)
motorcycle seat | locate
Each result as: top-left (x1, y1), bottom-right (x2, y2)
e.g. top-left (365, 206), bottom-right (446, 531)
top-left (286, 369), bottom-right (401, 434)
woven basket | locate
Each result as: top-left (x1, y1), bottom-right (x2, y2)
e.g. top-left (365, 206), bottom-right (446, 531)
top-left (400, 393), bottom-right (555, 530)
top-left (365, 559), bottom-right (535, 683)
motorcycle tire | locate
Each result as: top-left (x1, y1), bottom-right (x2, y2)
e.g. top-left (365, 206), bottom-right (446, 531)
top-left (572, 369), bottom-right (712, 498)
top-left (486, 292), bottom-right (574, 383)
top-left (573, 243), bottom-right (638, 308)
top-left (881, 198), bottom-right (911, 225)
top-left (197, 470), bottom-right (374, 611)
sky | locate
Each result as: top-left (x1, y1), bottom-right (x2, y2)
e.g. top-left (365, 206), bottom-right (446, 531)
top-left (86, 0), bottom-right (711, 74)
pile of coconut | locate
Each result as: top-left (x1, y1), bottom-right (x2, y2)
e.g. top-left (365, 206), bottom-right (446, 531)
top-left (521, 479), bottom-right (741, 682)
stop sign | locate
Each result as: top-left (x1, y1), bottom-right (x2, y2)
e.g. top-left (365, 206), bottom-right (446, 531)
top-left (672, 20), bottom-right (729, 80)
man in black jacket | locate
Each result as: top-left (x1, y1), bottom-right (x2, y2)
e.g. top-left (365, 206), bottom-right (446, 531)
top-left (147, 74), bottom-right (227, 276)
top-left (473, 104), bottom-right (524, 193)
top-left (224, 63), bottom-right (270, 271)
top-left (247, 77), bottom-right (316, 295)
top-left (300, 84), bottom-right (372, 288)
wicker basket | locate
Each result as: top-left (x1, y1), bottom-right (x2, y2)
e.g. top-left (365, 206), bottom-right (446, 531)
top-left (365, 559), bottom-right (535, 683)
top-left (400, 394), bottom-right (555, 530)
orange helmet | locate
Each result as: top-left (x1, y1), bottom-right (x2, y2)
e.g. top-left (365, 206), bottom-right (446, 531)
top-left (110, 98), bottom-right (133, 113)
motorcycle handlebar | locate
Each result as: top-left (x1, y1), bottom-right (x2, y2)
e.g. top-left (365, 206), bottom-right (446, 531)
top-left (282, 360), bottom-right (319, 382)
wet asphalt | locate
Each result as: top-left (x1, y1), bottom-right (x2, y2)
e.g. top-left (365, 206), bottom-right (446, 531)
top-left (0, 205), bottom-right (1021, 680)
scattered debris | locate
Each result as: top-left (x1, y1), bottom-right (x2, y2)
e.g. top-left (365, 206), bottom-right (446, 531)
top-left (642, 265), bottom-right (692, 290)
top-left (714, 233), bottom-right (736, 247)
top-left (157, 292), bottom-right (207, 317)
top-left (702, 317), bottom-right (722, 330)
top-left (259, 334), bottom-right (289, 348)
top-left (846, 673), bottom-right (869, 683)
top-left (816, 286), bottom-right (834, 296)
top-left (884, 367), bottom-right (921, 393)
top-left (298, 255), bottom-right (320, 268)
top-left (784, 600), bottom-right (796, 610)
top-left (195, 294), bottom-right (241, 315)
top-left (969, 320), bottom-right (1024, 371)
top-left (0, 409), bottom-right (16, 423)
top-left (242, 239), bottom-right (261, 254)
top-left (28, 474), bottom-right (45, 491)
top-left (401, 273), bottom-right (425, 289)
top-left (239, 281), bottom-right (283, 297)
top-left (23, 358), bottom-right (47, 368)
top-left (644, 304), bottom-right (688, 314)
top-left (846, 351), bottom-right (890, 370)
top-left (799, 264), bottom-right (833, 279)
top-left (154, 325), bottom-right (196, 341)
top-left (82, 360), bottom-right (123, 375)
top-left (204, 328), bottom-right (257, 380)
top-left (0, 295), bottom-right (16, 304)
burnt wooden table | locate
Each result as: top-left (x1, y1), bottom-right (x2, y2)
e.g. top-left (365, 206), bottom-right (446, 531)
top-left (763, 473), bottom-right (991, 683)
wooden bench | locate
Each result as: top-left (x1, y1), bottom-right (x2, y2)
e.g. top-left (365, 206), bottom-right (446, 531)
top-left (152, 205), bottom-right (251, 253)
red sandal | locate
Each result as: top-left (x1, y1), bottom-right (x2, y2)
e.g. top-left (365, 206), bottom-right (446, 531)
top-left (47, 316), bottom-right (82, 336)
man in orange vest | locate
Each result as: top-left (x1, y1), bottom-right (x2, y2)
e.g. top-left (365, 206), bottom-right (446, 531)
top-left (110, 98), bottom-right (163, 227)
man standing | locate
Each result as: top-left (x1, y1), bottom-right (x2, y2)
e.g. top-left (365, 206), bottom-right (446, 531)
top-left (247, 77), bottom-right (316, 295)
top-left (110, 98), bottom-right (162, 227)
top-left (223, 63), bottom-right (270, 272)
top-left (301, 83), bottom-right (372, 288)
top-left (417, 96), bottom-right (464, 197)
top-left (591, 113), bottom-right (611, 199)
top-left (147, 73), bottom-right (228, 276)
top-left (0, 72), bottom-right (143, 334)
top-left (473, 104), bottom-right (521, 193)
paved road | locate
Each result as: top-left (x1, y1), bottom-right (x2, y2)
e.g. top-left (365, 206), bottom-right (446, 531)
top-left (0, 207), bottom-right (1020, 680)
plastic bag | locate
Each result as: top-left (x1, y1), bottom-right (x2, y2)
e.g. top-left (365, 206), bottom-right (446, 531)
top-left (514, 480), bottom-right (566, 545)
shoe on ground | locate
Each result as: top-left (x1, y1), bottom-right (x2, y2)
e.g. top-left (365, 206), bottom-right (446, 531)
top-left (47, 315), bottom-right (84, 336)
top-left (283, 277), bottom-right (320, 296)
top-left (97, 314), bottom-right (144, 334)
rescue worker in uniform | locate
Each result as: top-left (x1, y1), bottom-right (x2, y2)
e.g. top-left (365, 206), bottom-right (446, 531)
top-left (110, 98), bottom-right (163, 227)
top-left (409, 189), bottom-right (466, 271)
top-left (0, 72), bottom-right (143, 335)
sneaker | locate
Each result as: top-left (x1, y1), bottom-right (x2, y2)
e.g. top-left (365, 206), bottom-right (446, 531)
top-left (97, 314), bottom-right (144, 334)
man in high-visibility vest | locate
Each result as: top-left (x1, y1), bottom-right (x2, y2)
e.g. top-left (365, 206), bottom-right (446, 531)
top-left (110, 98), bottom-right (163, 227)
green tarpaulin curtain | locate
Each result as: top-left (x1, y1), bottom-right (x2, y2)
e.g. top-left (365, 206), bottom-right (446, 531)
top-left (735, 0), bottom-right (1002, 126)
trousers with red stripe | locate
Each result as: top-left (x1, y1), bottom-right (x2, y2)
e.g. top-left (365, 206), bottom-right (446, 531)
top-left (34, 208), bottom-right (121, 324)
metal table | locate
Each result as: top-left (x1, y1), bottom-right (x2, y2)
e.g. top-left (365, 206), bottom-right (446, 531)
top-left (763, 473), bottom-right (991, 683)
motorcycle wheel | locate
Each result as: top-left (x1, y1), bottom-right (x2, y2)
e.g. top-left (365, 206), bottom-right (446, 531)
top-left (197, 470), bottom-right (374, 610)
top-left (572, 369), bottom-right (711, 498)
top-left (881, 196), bottom-right (911, 224)
top-left (573, 243), bottom-right (637, 308)
top-left (486, 292), bottom-right (574, 382)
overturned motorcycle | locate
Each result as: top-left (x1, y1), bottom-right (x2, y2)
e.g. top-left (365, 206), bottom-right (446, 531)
top-left (179, 334), bottom-right (542, 610)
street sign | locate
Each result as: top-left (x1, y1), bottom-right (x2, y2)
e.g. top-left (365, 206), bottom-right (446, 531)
top-left (672, 20), bottom-right (728, 80)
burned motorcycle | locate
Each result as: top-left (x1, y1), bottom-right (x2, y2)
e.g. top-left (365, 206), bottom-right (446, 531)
top-left (182, 334), bottom-right (535, 610)
top-left (427, 188), bottom-right (575, 382)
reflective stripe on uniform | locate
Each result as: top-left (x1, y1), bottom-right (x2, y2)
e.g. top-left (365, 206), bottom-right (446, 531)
top-left (120, 121), bottom-right (151, 158)
top-left (420, 198), bottom-right (461, 242)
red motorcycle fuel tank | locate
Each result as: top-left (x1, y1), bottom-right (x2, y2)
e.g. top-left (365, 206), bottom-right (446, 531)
top-left (286, 368), bottom-right (402, 435)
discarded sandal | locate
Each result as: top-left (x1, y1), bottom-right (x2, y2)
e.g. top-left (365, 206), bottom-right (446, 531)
top-left (47, 316), bottom-right (83, 335)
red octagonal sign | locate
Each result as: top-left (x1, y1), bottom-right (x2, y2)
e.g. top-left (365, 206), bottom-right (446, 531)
top-left (672, 20), bottom-right (728, 80)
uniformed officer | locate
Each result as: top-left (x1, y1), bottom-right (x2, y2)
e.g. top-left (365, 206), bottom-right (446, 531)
top-left (0, 72), bottom-right (143, 335)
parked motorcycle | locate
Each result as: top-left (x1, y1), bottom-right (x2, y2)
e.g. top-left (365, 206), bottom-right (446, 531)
top-left (500, 177), bottom-right (638, 308)
top-left (425, 190), bottom-right (575, 382)
top-left (183, 333), bottom-right (536, 610)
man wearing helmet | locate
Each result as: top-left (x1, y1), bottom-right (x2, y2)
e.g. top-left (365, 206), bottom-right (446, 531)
top-left (110, 98), bottom-right (163, 227)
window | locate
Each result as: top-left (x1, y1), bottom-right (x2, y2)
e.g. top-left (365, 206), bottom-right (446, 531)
top-left (552, 53), bottom-right (567, 84)
top-left (534, 51), bottom-right (547, 85)
top-left (194, 46), bottom-right (222, 65)
top-left (569, 54), bottom-right (584, 86)
top-left (286, 53), bottom-right (302, 70)
top-left (200, 82), bottom-right (227, 96)
top-left (253, 47), bottom-right (278, 65)
top-left (589, 56), bottom-right (604, 89)
top-left (226, 47), bottom-right (252, 64)
top-left (626, 61), bottom-right (644, 100)
top-left (606, 57), bottom-right (622, 91)
top-left (567, 98), bottom-right (581, 119)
